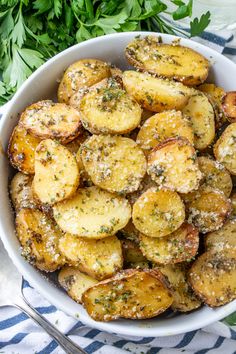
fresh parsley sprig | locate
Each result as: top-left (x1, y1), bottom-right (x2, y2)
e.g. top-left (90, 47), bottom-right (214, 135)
top-left (0, 0), bottom-right (211, 103)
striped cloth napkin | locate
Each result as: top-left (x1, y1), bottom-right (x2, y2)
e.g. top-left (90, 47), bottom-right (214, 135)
top-left (1, 31), bottom-right (236, 354)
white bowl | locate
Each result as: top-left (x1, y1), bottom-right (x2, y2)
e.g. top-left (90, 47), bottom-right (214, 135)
top-left (1, 31), bottom-right (236, 337)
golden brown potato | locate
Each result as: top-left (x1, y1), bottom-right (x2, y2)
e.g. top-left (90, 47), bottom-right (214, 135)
top-left (10, 173), bottom-right (35, 211)
top-left (82, 269), bottom-right (173, 321)
top-left (79, 81), bottom-right (142, 134)
top-left (136, 110), bottom-right (194, 153)
top-left (182, 91), bottom-right (215, 150)
top-left (140, 223), bottom-right (199, 264)
top-left (118, 221), bottom-right (140, 243)
top-left (122, 71), bottom-right (192, 112)
top-left (198, 156), bottom-right (232, 197)
top-left (189, 250), bottom-right (236, 307)
top-left (33, 139), bottom-right (80, 204)
top-left (205, 219), bottom-right (236, 252)
top-left (198, 83), bottom-right (226, 128)
top-left (126, 36), bottom-right (209, 86)
top-left (222, 91), bottom-right (236, 122)
top-left (58, 266), bottom-right (98, 303)
top-left (159, 264), bottom-right (201, 312)
top-left (59, 233), bottom-right (123, 280)
top-left (147, 138), bottom-right (202, 193)
top-left (53, 186), bottom-right (131, 238)
top-left (8, 125), bottom-right (41, 174)
top-left (132, 187), bottom-right (185, 238)
top-left (65, 129), bottom-right (91, 157)
top-left (126, 174), bottom-right (157, 206)
top-left (121, 239), bottom-right (147, 264)
top-left (19, 100), bottom-right (81, 144)
top-left (58, 59), bottom-right (111, 104)
top-left (16, 208), bottom-right (64, 272)
top-left (80, 135), bottom-right (146, 194)
top-left (187, 188), bottom-right (232, 233)
top-left (231, 193), bottom-right (236, 216)
top-left (214, 123), bottom-right (236, 175)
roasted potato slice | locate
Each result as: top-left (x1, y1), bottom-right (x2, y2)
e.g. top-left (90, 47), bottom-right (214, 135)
top-left (126, 36), bottom-right (209, 86)
top-left (19, 100), bottom-right (81, 144)
top-left (159, 264), bottom-right (201, 312)
top-left (198, 156), bottom-right (232, 197)
top-left (189, 249), bottom-right (236, 307)
top-left (140, 223), bottom-right (199, 264)
top-left (33, 139), bottom-right (79, 205)
top-left (16, 208), bottom-right (64, 272)
top-left (148, 138), bottom-right (202, 193)
top-left (214, 123), bottom-right (236, 175)
top-left (187, 188), bottom-right (232, 233)
top-left (182, 91), bottom-right (215, 150)
top-left (58, 59), bottom-right (111, 104)
top-left (65, 129), bottom-right (90, 156)
top-left (118, 221), bottom-right (140, 243)
top-left (10, 173), bottom-right (35, 211)
top-left (222, 91), bottom-right (236, 122)
top-left (132, 187), bottom-right (185, 238)
top-left (82, 269), bottom-right (173, 321)
top-left (53, 186), bottom-right (131, 238)
top-left (122, 71), bottom-right (191, 112)
top-left (231, 193), bottom-right (236, 216)
top-left (80, 135), bottom-right (146, 194)
top-left (205, 219), bottom-right (236, 252)
top-left (137, 110), bottom-right (194, 152)
top-left (198, 83), bottom-right (226, 128)
top-left (79, 82), bottom-right (142, 135)
top-left (121, 239), bottom-right (147, 264)
top-left (59, 233), bottom-right (123, 280)
top-left (58, 266), bottom-right (98, 303)
top-left (127, 174), bottom-right (157, 206)
top-left (8, 125), bottom-right (41, 174)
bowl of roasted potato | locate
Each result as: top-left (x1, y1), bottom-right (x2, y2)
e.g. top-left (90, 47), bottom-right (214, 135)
top-left (1, 31), bottom-right (236, 337)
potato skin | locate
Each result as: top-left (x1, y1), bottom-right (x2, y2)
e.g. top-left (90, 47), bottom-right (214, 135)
top-left (189, 250), bottom-right (236, 307)
top-left (122, 71), bottom-right (191, 112)
top-left (8, 125), bottom-right (41, 174)
top-left (59, 233), bottom-right (123, 280)
top-left (16, 208), bottom-right (64, 272)
top-left (126, 36), bottom-right (209, 86)
top-left (205, 218), bottom-right (236, 252)
top-left (139, 223), bottom-right (199, 264)
top-left (58, 59), bottom-right (111, 104)
top-left (10, 173), bottom-right (35, 211)
top-left (132, 187), bottom-right (185, 238)
top-left (214, 123), bottom-right (236, 175)
top-left (82, 269), bottom-right (173, 321)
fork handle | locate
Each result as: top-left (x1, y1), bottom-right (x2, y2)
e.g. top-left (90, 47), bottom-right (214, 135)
top-left (14, 296), bottom-right (87, 354)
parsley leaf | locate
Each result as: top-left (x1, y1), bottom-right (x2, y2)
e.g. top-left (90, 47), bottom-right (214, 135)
top-left (172, 0), bottom-right (193, 20)
top-left (224, 312), bottom-right (236, 326)
top-left (190, 11), bottom-right (211, 37)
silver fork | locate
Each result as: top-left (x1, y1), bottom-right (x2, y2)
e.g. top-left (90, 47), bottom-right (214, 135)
top-left (0, 241), bottom-right (87, 354)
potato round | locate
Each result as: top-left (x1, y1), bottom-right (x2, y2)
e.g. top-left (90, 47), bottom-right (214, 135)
top-left (79, 83), bottom-right (142, 134)
top-left (187, 188), bottom-right (232, 233)
top-left (126, 36), bottom-right (209, 86)
top-left (140, 223), bottom-right (199, 264)
top-left (33, 139), bottom-right (79, 205)
top-left (222, 91), bottom-right (236, 122)
top-left (182, 91), bottom-right (215, 150)
top-left (137, 110), bottom-right (194, 152)
top-left (81, 135), bottom-right (146, 194)
top-left (16, 208), bottom-right (64, 272)
top-left (19, 100), bottom-right (81, 144)
top-left (198, 156), bottom-right (232, 197)
top-left (205, 219), bottom-right (236, 252)
top-left (122, 71), bottom-right (191, 112)
top-left (147, 138), bottom-right (202, 193)
top-left (132, 187), bottom-right (185, 238)
top-left (159, 264), bottom-right (201, 312)
top-left (189, 250), bottom-right (236, 307)
top-left (59, 233), bottom-right (123, 280)
top-left (58, 266), bottom-right (98, 303)
top-left (10, 173), bottom-right (35, 211)
top-left (231, 193), bottom-right (236, 216)
top-left (8, 125), bottom-right (41, 174)
top-left (58, 59), bottom-right (111, 104)
top-left (53, 186), bottom-right (131, 238)
top-left (82, 269), bottom-right (173, 321)
top-left (214, 123), bottom-right (236, 175)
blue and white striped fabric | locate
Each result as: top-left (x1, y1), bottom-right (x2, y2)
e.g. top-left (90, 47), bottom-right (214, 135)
top-left (1, 31), bottom-right (236, 354)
